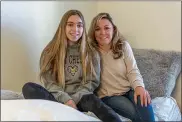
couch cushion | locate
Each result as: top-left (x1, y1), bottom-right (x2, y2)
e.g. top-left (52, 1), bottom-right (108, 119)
top-left (1, 90), bottom-right (24, 100)
top-left (133, 49), bottom-right (181, 99)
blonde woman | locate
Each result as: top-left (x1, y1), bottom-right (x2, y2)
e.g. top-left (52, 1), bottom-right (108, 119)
top-left (88, 13), bottom-right (155, 122)
top-left (22, 10), bottom-right (121, 122)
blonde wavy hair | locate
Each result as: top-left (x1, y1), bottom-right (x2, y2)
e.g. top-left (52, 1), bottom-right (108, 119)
top-left (88, 13), bottom-right (126, 59)
top-left (40, 10), bottom-right (96, 89)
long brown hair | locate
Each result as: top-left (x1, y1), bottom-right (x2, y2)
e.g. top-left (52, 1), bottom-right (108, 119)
top-left (88, 12), bottom-right (126, 59)
top-left (40, 10), bottom-right (96, 89)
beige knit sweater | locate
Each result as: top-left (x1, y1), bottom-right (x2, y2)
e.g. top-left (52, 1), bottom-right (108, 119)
top-left (97, 41), bottom-right (145, 98)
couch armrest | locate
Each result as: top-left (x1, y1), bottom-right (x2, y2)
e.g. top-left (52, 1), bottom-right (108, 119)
top-left (172, 73), bottom-right (181, 112)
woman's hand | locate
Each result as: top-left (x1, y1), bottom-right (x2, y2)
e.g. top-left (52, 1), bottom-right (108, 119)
top-left (65, 99), bottom-right (77, 109)
top-left (134, 86), bottom-right (151, 107)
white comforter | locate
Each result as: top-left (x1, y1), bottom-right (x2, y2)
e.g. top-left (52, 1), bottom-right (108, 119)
top-left (1, 97), bottom-right (181, 121)
top-left (152, 97), bottom-right (181, 121)
top-left (1, 99), bottom-right (100, 121)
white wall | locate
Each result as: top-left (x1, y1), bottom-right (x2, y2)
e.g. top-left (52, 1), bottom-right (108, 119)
top-left (1, 1), bottom-right (65, 91)
top-left (97, 1), bottom-right (181, 51)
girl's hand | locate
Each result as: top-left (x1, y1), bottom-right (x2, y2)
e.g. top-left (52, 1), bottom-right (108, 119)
top-left (134, 86), bottom-right (151, 107)
top-left (65, 99), bottom-right (77, 109)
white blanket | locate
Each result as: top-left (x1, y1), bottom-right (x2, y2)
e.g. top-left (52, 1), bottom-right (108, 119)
top-left (152, 96), bottom-right (181, 121)
top-left (1, 99), bottom-right (100, 121)
top-left (1, 97), bottom-right (181, 121)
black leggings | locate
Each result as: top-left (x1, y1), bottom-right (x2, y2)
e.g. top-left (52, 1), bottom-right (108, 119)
top-left (22, 82), bottom-right (122, 122)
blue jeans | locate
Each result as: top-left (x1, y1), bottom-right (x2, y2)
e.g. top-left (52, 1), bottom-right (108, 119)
top-left (101, 90), bottom-right (155, 122)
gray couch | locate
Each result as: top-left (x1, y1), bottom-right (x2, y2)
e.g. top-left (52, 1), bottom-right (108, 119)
top-left (133, 48), bottom-right (181, 112)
